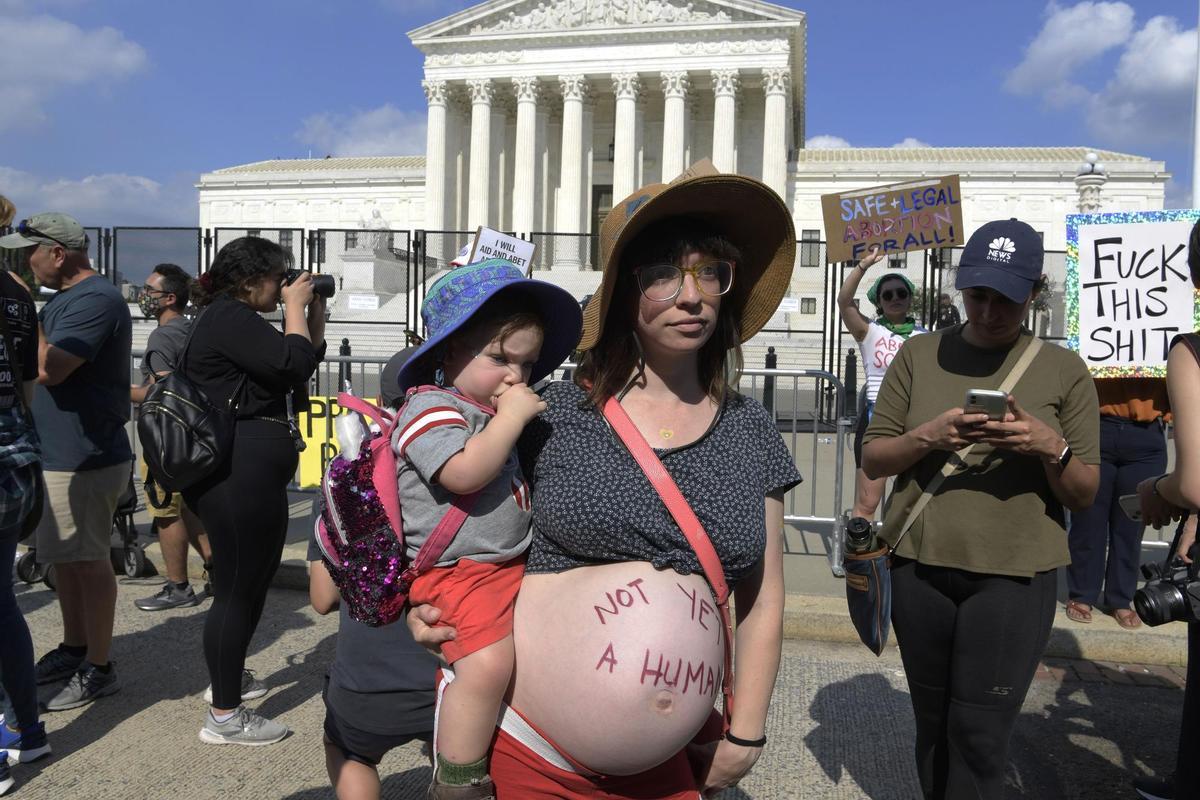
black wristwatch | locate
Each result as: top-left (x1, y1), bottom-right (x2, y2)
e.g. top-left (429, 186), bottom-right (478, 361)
top-left (1053, 441), bottom-right (1073, 468)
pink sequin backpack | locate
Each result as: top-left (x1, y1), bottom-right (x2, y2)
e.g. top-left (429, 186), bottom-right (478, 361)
top-left (314, 391), bottom-right (478, 627)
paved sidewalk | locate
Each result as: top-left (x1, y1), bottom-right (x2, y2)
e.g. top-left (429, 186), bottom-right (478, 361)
top-left (6, 578), bottom-right (1185, 799)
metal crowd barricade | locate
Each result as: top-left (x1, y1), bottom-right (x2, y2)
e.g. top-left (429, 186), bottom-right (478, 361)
top-left (738, 367), bottom-right (850, 576)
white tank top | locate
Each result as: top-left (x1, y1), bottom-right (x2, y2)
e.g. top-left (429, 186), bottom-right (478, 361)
top-left (858, 321), bottom-right (924, 402)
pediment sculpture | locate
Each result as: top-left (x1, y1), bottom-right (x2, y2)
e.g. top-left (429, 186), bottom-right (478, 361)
top-left (471, 0), bottom-right (740, 34)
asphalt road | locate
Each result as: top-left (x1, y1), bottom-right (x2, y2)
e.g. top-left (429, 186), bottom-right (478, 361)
top-left (5, 577), bottom-right (1181, 799)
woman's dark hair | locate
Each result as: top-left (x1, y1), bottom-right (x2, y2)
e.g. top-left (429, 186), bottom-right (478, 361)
top-left (151, 263), bottom-right (192, 311)
top-left (575, 217), bottom-right (743, 405)
top-left (193, 237), bottom-right (292, 307)
top-left (1189, 219), bottom-right (1200, 290)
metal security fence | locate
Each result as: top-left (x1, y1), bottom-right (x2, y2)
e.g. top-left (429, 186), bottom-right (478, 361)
top-left (210, 227), bottom-right (306, 272)
top-left (112, 227), bottom-right (203, 298)
top-left (309, 228), bottom-right (414, 329)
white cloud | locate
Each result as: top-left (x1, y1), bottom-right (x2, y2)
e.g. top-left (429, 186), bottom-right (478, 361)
top-left (1005, 3), bottom-right (1197, 148)
top-left (297, 104), bottom-right (428, 157)
top-left (892, 137), bottom-right (930, 149)
top-left (1085, 15), bottom-right (1198, 146)
top-left (804, 134), bottom-right (852, 149)
top-left (0, 166), bottom-right (196, 226)
top-left (1005, 1), bottom-right (1134, 105)
top-left (0, 12), bottom-right (146, 131)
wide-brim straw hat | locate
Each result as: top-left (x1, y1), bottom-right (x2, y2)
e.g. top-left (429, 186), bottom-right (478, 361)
top-left (580, 159), bottom-right (795, 351)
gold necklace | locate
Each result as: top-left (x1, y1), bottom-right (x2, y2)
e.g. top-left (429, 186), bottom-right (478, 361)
top-left (659, 427), bottom-right (674, 440)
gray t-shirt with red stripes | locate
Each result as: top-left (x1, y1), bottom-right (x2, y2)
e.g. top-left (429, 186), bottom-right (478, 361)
top-left (391, 388), bottom-right (532, 566)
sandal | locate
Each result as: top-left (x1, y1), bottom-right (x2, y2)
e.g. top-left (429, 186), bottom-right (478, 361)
top-left (1065, 600), bottom-right (1093, 623)
top-left (1111, 608), bottom-right (1142, 629)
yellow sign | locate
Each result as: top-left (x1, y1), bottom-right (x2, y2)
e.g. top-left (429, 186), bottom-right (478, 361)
top-left (297, 396), bottom-right (347, 488)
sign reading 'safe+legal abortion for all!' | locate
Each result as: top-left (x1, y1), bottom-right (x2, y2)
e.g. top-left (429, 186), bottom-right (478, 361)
top-left (820, 175), bottom-right (965, 263)
top-left (1067, 210), bottom-right (1200, 378)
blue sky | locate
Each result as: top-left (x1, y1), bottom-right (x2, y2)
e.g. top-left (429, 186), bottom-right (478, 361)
top-left (1, 0), bottom-right (1196, 228)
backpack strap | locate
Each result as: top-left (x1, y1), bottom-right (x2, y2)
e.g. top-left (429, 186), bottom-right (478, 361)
top-left (602, 396), bottom-right (736, 735)
top-left (399, 491), bottom-right (481, 588)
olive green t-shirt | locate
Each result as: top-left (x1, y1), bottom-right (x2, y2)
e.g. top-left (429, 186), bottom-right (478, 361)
top-left (864, 325), bottom-right (1100, 577)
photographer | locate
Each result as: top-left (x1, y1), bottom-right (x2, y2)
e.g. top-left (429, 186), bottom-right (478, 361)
top-left (1134, 219), bottom-right (1200, 800)
top-left (183, 237), bottom-right (324, 747)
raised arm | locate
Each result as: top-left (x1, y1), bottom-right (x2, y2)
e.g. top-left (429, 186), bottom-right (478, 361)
top-left (836, 246), bottom-right (885, 343)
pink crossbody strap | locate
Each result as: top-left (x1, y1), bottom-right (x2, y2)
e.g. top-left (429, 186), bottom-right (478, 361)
top-left (602, 396), bottom-right (735, 733)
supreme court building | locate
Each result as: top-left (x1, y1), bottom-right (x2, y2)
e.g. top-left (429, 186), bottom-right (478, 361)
top-left (198, 0), bottom-right (1171, 360)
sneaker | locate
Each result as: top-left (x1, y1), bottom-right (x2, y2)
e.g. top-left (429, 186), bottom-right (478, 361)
top-left (198, 707), bottom-right (288, 747)
top-left (0, 754), bottom-right (12, 797)
top-left (1134, 775), bottom-right (1175, 800)
top-left (43, 663), bottom-right (119, 712)
top-left (34, 645), bottom-right (84, 686)
top-left (0, 721), bottom-right (50, 764)
top-left (203, 670), bottom-right (267, 705)
top-left (135, 581), bottom-right (201, 611)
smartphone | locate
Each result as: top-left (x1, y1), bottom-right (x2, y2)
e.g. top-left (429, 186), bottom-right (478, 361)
top-left (964, 389), bottom-right (1008, 421)
top-left (1118, 494), bottom-right (1143, 522)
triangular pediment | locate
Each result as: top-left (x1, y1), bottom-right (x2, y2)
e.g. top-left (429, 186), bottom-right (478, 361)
top-left (410, 0), bottom-right (803, 41)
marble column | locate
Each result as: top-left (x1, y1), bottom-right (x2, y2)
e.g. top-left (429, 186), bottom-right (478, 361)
top-left (512, 76), bottom-right (540, 236)
top-left (761, 67), bottom-right (790, 199)
top-left (421, 79), bottom-right (448, 235)
top-left (535, 94), bottom-right (551, 235)
top-left (466, 78), bottom-right (493, 228)
top-left (710, 70), bottom-right (739, 173)
top-left (556, 74), bottom-right (588, 268)
top-left (660, 71), bottom-right (690, 182)
top-left (612, 72), bottom-right (641, 202)
top-left (491, 100), bottom-right (509, 230)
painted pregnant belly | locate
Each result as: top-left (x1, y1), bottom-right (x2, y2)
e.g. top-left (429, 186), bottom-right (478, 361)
top-left (510, 562), bottom-right (724, 776)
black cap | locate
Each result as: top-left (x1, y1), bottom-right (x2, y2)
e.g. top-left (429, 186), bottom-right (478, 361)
top-left (955, 218), bottom-right (1044, 302)
top-left (379, 346), bottom-right (420, 409)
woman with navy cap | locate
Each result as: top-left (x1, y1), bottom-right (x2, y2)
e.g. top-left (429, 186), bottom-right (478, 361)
top-left (836, 245), bottom-right (924, 521)
top-left (863, 219), bottom-right (1100, 799)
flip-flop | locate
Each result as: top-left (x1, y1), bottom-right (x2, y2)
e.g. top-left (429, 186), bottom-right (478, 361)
top-left (1111, 608), bottom-right (1142, 629)
top-left (1066, 600), bottom-right (1093, 623)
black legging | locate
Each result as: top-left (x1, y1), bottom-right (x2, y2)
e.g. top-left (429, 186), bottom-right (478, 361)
top-left (891, 557), bottom-right (1057, 800)
top-left (185, 420), bottom-right (297, 710)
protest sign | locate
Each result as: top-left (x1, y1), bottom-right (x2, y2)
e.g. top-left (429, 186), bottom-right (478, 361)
top-left (296, 396), bottom-right (345, 488)
top-left (821, 175), bottom-right (964, 263)
top-left (1067, 210), bottom-right (1200, 377)
top-left (469, 226), bottom-right (537, 273)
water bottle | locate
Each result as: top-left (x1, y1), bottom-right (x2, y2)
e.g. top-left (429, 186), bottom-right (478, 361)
top-left (845, 516), bottom-right (877, 555)
top-left (334, 382), bottom-right (368, 460)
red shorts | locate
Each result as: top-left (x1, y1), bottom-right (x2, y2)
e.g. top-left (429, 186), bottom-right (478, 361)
top-left (489, 705), bottom-right (721, 799)
top-left (408, 556), bottom-right (524, 665)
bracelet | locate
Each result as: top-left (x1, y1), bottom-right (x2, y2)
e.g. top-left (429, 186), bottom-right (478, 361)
top-left (1153, 475), bottom-right (1168, 497)
top-left (724, 731), bottom-right (767, 748)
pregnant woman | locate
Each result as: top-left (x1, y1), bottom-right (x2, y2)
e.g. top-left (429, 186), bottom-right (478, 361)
top-left (411, 162), bottom-right (802, 798)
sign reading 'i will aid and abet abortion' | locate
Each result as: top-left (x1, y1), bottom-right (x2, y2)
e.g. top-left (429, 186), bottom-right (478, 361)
top-left (820, 175), bottom-right (965, 263)
top-left (1067, 210), bottom-right (1200, 378)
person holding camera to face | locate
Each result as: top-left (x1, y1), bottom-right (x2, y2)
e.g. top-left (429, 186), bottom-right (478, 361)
top-left (1132, 219), bottom-right (1200, 800)
top-left (183, 237), bottom-right (325, 746)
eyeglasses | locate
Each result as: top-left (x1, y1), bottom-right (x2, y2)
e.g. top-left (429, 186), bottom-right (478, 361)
top-left (880, 288), bottom-right (910, 302)
top-left (16, 219), bottom-right (71, 250)
top-left (633, 260), bottom-right (734, 302)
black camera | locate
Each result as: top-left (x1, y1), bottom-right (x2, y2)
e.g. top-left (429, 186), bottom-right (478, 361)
top-left (1134, 557), bottom-right (1200, 626)
top-left (284, 268), bottom-right (336, 299)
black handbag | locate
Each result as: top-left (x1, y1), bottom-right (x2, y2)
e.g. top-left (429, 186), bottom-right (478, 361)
top-left (136, 309), bottom-right (245, 506)
top-left (0, 291), bottom-right (43, 541)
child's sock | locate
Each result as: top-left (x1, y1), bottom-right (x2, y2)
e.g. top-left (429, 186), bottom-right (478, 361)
top-left (435, 753), bottom-right (488, 785)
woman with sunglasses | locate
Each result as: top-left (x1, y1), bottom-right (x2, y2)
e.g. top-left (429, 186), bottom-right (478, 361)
top-left (837, 247), bottom-right (924, 521)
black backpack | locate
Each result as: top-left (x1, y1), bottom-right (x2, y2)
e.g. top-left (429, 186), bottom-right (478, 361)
top-left (136, 309), bottom-right (245, 507)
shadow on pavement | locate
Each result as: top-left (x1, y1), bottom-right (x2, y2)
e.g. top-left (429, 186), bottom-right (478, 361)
top-left (22, 583), bottom-right (326, 766)
top-left (805, 672), bottom-right (920, 799)
top-left (278, 766), bottom-right (431, 800)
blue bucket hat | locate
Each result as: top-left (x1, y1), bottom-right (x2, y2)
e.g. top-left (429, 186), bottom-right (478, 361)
top-left (397, 259), bottom-right (583, 393)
